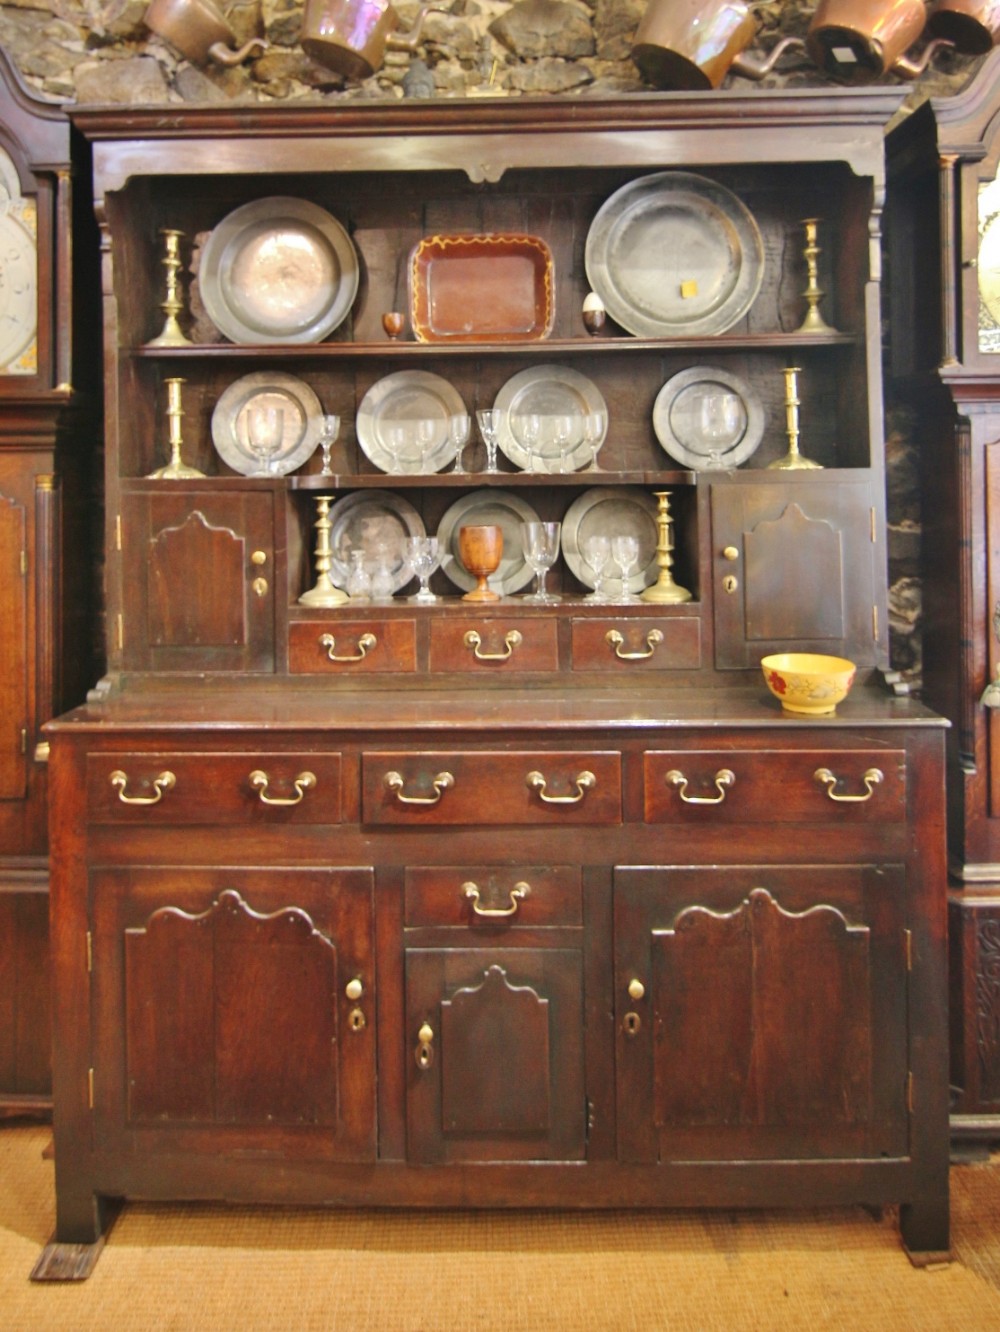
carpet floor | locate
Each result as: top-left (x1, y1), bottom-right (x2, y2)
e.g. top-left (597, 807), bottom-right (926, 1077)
top-left (2, 1123), bottom-right (1000, 1330)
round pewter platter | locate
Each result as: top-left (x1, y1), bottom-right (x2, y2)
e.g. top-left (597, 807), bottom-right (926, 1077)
top-left (584, 171), bottom-right (764, 338)
top-left (326, 491), bottom-right (425, 593)
top-left (437, 489), bottom-right (541, 595)
top-left (356, 370), bottom-right (465, 474)
top-left (211, 371), bottom-right (324, 477)
top-left (652, 366), bottom-right (765, 470)
top-left (562, 487), bottom-right (659, 593)
top-left (494, 364), bottom-right (607, 472)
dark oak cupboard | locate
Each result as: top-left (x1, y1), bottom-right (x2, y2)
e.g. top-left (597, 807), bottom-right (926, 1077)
top-left (40, 87), bottom-right (950, 1270)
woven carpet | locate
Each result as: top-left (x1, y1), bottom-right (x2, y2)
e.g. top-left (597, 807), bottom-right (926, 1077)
top-left (2, 1124), bottom-right (1000, 1330)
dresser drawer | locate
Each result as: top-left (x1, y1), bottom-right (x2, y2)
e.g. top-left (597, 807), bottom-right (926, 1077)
top-left (362, 750), bottom-right (622, 825)
top-left (571, 616), bottom-right (701, 671)
top-left (87, 751), bottom-right (342, 824)
top-left (428, 617), bottom-right (558, 672)
top-left (405, 865), bottom-right (582, 927)
top-left (644, 748), bottom-right (905, 824)
top-left (289, 619), bottom-right (416, 673)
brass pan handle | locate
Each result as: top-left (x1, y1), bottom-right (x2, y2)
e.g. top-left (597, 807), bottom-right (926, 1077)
top-left (248, 770), bottom-right (316, 806)
top-left (526, 769), bottom-right (596, 804)
top-left (813, 767), bottom-right (883, 803)
top-left (319, 631), bottom-right (377, 662)
top-left (110, 769), bottom-right (176, 806)
top-left (463, 628), bottom-right (522, 661)
top-left (462, 880), bottom-right (530, 918)
top-left (385, 770), bottom-right (455, 805)
top-left (605, 628), bottom-right (664, 660)
top-left (666, 768), bottom-right (735, 805)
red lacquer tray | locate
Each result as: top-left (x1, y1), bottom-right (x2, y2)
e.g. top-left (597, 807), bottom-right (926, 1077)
top-left (409, 233), bottom-right (555, 343)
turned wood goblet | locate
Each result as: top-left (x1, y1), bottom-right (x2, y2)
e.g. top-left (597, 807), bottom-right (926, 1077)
top-left (459, 523), bottom-right (503, 601)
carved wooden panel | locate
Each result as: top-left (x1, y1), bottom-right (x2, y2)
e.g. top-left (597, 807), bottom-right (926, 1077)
top-left (0, 885), bottom-right (50, 1097)
top-left (975, 914), bottom-right (1000, 1103)
top-left (0, 491), bottom-right (27, 799)
top-left (148, 513), bottom-right (246, 649)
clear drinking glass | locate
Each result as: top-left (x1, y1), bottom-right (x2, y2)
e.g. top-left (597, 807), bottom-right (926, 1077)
top-left (611, 533), bottom-right (641, 604)
top-left (345, 549), bottom-right (371, 600)
top-left (521, 520), bottom-right (561, 604)
top-left (582, 411), bottom-right (604, 471)
top-left (549, 413), bottom-right (577, 474)
top-left (405, 535), bottom-right (441, 602)
top-left (476, 407), bottom-right (503, 473)
top-left (245, 403), bottom-right (284, 476)
top-left (318, 413), bottom-right (340, 476)
top-left (449, 412), bottom-right (471, 473)
top-left (514, 412), bottom-right (542, 473)
top-left (583, 533), bottom-right (612, 601)
top-left (416, 418), bottom-right (438, 474)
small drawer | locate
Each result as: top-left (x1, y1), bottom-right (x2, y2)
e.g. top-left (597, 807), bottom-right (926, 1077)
top-left (289, 619), bottom-right (416, 673)
top-left (405, 866), bottom-right (582, 928)
top-left (88, 751), bottom-right (342, 824)
top-left (428, 617), bottom-right (558, 672)
top-left (362, 749), bottom-right (622, 826)
top-left (644, 748), bottom-right (905, 824)
top-left (571, 616), bottom-right (701, 671)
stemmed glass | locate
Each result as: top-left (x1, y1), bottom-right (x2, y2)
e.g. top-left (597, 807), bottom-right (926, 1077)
top-left (450, 412), bottom-right (471, 473)
top-left (405, 535), bottom-right (441, 603)
top-left (699, 390), bottom-right (741, 470)
top-left (521, 520), bottom-right (561, 604)
top-left (514, 412), bottom-right (542, 473)
top-left (318, 413), bottom-right (340, 477)
top-left (476, 407), bottom-right (503, 473)
top-left (582, 412), bottom-right (604, 472)
top-left (611, 533), bottom-right (641, 604)
top-left (583, 533), bottom-right (612, 602)
top-left (550, 414), bottom-right (577, 474)
top-left (245, 403), bottom-right (284, 476)
top-left (383, 422), bottom-right (406, 475)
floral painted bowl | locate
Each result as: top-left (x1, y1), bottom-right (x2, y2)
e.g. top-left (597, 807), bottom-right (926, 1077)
top-left (760, 652), bottom-right (857, 716)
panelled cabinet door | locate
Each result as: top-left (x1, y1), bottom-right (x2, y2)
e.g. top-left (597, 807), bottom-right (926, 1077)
top-left (614, 865), bottom-right (908, 1164)
top-left (711, 479), bottom-right (885, 668)
top-left (89, 866), bottom-right (376, 1161)
top-left (405, 947), bottom-right (586, 1164)
top-left (0, 479), bottom-right (28, 799)
top-left (120, 490), bottom-right (275, 672)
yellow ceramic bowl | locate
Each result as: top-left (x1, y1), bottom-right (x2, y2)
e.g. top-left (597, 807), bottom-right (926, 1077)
top-left (760, 652), bottom-right (857, 716)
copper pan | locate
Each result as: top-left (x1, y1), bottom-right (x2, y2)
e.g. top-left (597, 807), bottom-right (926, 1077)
top-left (144, 0), bottom-right (267, 66)
top-left (632, 0), bottom-right (806, 91)
top-left (301, 0), bottom-right (441, 81)
top-left (927, 0), bottom-right (1000, 53)
top-left (807, 0), bottom-right (953, 81)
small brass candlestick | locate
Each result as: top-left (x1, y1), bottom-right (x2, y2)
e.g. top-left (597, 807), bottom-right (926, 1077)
top-left (768, 366), bottom-right (822, 471)
top-left (299, 495), bottom-right (350, 607)
top-left (641, 490), bottom-right (691, 603)
top-left (148, 377), bottom-right (205, 479)
top-left (146, 229), bottom-right (193, 348)
top-left (795, 218), bottom-right (837, 335)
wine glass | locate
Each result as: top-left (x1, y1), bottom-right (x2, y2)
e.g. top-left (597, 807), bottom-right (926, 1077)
top-left (514, 412), bottom-right (542, 473)
top-left (476, 407), bottom-right (503, 473)
top-left (346, 549), bottom-right (371, 600)
top-left (318, 413), bottom-right (340, 476)
top-left (415, 418), bottom-right (438, 474)
top-left (549, 414), bottom-right (577, 474)
top-left (699, 389), bottom-right (741, 470)
top-left (458, 524), bottom-right (503, 601)
top-left (244, 403), bottom-right (284, 476)
top-left (521, 520), bottom-right (561, 604)
top-left (405, 535), bottom-right (441, 603)
top-left (611, 533), bottom-right (641, 604)
top-left (582, 411), bottom-right (605, 472)
top-left (583, 533), bottom-right (612, 602)
top-left (382, 422), bottom-right (407, 475)
top-left (449, 412), bottom-right (471, 473)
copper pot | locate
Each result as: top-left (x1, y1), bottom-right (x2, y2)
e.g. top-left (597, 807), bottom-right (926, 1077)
top-left (927, 0), bottom-right (1000, 53)
top-left (301, 0), bottom-right (438, 81)
top-left (632, 0), bottom-right (805, 91)
top-left (807, 0), bottom-right (951, 81)
top-left (144, 0), bottom-right (267, 66)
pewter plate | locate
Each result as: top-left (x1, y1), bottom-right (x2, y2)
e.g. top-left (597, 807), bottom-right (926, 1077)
top-left (562, 487), bottom-right (659, 593)
top-left (584, 171), bottom-right (764, 338)
top-left (494, 364), bottom-right (608, 473)
top-left (200, 197), bottom-right (359, 345)
top-left (356, 370), bottom-right (466, 474)
top-left (211, 371), bottom-right (324, 477)
top-left (652, 366), bottom-right (764, 470)
top-left (327, 491), bottom-right (425, 593)
top-left (436, 489), bottom-right (542, 595)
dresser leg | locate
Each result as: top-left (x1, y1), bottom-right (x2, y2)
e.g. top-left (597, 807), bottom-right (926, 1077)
top-left (899, 1197), bottom-right (951, 1263)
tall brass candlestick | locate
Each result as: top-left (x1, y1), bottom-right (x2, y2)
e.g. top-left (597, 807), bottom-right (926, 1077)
top-left (146, 229), bottom-right (193, 348)
top-left (641, 490), bottom-right (691, 603)
top-left (795, 218), bottom-right (837, 335)
top-left (299, 495), bottom-right (350, 607)
top-left (148, 377), bottom-right (205, 478)
top-left (768, 366), bottom-right (821, 471)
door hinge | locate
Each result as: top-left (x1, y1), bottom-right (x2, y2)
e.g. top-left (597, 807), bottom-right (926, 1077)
top-left (115, 513), bottom-right (122, 552)
top-left (87, 1067), bottom-right (94, 1110)
top-left (20, 728), bottom-right (27, 755)
top-left (907, 1071), bottom-right (914, 1114)
top-left (20, 549), bottom-right (26, 576)
top-left (872, 605), bottom-right (878, 641)
top-left (116, 613), bottom-right (123, 652)
top-left (86, 930), bottom-right (92, 973)
top-left (905, 928), bottom-right (913, 972)
top-left (870, 507), bottom-right (877, 543)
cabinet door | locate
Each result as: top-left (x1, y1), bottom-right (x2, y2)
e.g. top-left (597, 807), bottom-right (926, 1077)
top-left (0, 471), bottom-right (30, 799)
top-left (120, 490), bottom-right (274, 672)
top-left (90, 866), bottom-right (375, 1161)
top-left (405, 947), bottom-right (586, 1163)
top-left (614, 865), bottom-right (908, 1163)
top-left (711, 479), bottom-right (883, 668)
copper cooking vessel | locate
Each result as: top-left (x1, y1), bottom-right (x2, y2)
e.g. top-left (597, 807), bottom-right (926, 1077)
top-left (807, 0), bottom-right (952, 81)
top-left (632, 0), bottom-right (806, 91)
top-left (301, 0), bottom-right (440, 81)
top-left (144, 0), bottom-right (267, 66)
top-left (927, 0), bottom-right (1000, 52)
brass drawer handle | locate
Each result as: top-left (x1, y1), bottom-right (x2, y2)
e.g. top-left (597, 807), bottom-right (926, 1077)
top-left (666, 768), bottom-right (735, 805)
top-left (605, 628), bottom-right (664, 660)
top-left (813, 767), bottom-right (884, 803)
top-left (249, 769), bottom-right (317, 805)
top-left (526, 769), bottom-right (596, 804)
top-left (110, 769), bottom-right (176, 805)
top-left (385, 770), bottom-right (455, 805)
top-left (462, 880), bottom-right (530, 918)
top-left (464, 628), bottom-right (522, 661)
top-left (319, 631), bottom-right (377, 662)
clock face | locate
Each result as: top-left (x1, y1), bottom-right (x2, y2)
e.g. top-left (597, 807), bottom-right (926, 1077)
top-left (0, 205), bottom-right (37, 373)
top-left (979, 175), bottom-right (1000, 355)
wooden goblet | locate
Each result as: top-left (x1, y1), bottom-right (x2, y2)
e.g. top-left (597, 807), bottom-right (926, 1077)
top-left (459, 523), bottom-right (503, 601)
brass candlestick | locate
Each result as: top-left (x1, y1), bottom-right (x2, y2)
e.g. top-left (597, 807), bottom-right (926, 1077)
top-left (148, 377), bottom-right (205, 478)
top-left (641, 490), bottom-right (691, 603)
top-left (795, 218), bottom-right (837, 335)
top-left (299, 495), bottom-right (350, 607)
top-left (768, 366), bottom-right (821, 471)
top-left (146, 229), bottom-right (193, 348)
